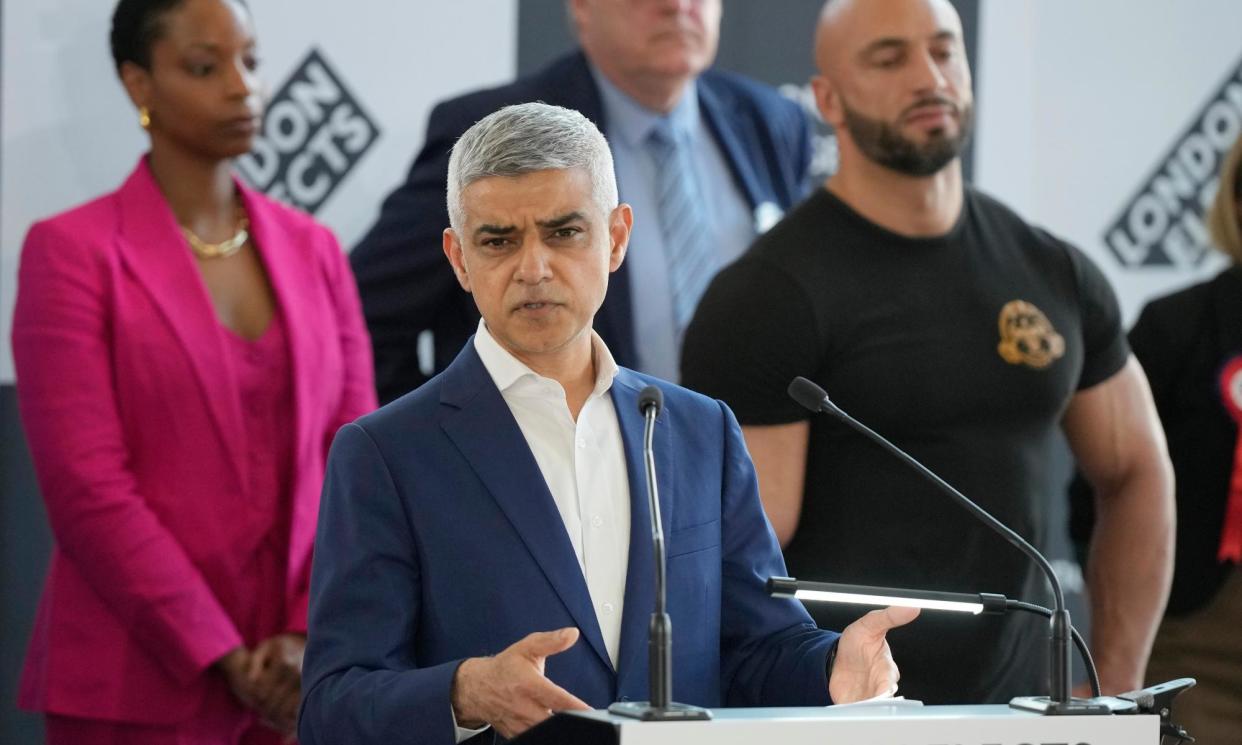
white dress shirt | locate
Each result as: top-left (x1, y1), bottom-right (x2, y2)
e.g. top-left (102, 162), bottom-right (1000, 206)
top-left (474, 320), bottom-right (632, 663)
top-left (454, 322), bottom-right (633, 741)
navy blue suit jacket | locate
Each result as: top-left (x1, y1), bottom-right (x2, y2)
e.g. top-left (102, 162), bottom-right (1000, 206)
top-left (299, 341), bottom-right (837, 745)
top-left (350, 50), bottom-right (814, 403)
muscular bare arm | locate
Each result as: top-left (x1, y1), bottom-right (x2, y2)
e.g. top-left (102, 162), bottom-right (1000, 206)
top-left (1063, 356), bottom-right (1175, 694)
top-left (742, 422), bottom-right (811, 547)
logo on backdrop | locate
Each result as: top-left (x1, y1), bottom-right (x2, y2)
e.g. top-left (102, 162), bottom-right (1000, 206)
top-left (1103, 54), bottom-right (1242, 269)
top-left (779, 83), bottom-right (839, 180)
top-left (237, 48), bottom-right (380, 215)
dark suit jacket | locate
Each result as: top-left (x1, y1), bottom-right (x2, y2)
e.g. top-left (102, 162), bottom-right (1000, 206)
top-left (298, 342), bottom-right (838, 745)
top-left (1126, 266), bottom-right (1242, 615)
top-left (350, 50), bottom-right (814, 403)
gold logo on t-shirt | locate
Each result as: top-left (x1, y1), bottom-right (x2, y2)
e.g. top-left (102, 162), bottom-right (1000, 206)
top-left (997, 300), bottom-right (1065, 369)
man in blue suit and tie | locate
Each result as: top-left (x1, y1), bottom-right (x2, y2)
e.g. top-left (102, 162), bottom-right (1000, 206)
top-left (299, 103), bottom-right (917, 744)
top-left (351, 0), bottom-right (815, 402)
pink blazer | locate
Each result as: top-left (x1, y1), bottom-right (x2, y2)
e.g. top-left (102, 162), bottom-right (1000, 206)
top-left (11, 158), bottom-right (377, 723)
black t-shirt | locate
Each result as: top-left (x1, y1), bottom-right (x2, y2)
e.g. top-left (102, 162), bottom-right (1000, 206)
top-left (681, 187), bottom-right (1129, 704)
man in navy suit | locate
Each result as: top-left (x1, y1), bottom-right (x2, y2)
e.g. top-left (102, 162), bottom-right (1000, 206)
top-left (300, 103), bottom-right (916, 745)
top-left (351, 0), bottom-right (814, 402)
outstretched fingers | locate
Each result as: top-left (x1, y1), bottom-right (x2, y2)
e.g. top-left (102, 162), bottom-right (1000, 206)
top-left (455, 627), bottom-right (591, 739)
top-left (533, 676), bottom-right (592, 714)
top-left (495, 676), bottom-right (590, 737)
top-left (855, 606), bottom-right (920, 638)
top-left (516, 627), bottom-right (581, 662)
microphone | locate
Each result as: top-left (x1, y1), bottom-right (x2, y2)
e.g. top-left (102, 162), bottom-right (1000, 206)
top-left (787, 376), bottom-right (1107, 715)
top-left (608, 385), bottom-right (710, 721)
top-left (638, 385), bottom-right (664, 417)
top-left (639, 386), bottom-right (670, 710)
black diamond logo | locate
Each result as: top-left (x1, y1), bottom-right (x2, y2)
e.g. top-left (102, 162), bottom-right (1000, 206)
top-left (237, 48), bottom-right (380, 215)
top-left (1102, 53), bottom-right (1242, 269)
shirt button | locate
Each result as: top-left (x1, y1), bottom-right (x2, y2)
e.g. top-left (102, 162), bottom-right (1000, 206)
top-left (602, 602), bottom-right (615, 615)
top-left (591, 515), bottom-right (604, 528)
top-left (576, 438), bottom-right (587, 448)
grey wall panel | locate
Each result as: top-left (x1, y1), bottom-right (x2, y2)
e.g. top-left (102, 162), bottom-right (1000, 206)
top-left (1, 386), bottom-right (50, 744)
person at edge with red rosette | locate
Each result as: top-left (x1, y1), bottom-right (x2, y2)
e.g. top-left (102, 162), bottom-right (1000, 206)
top-left (1119, 130), bottom-right (1242, 743)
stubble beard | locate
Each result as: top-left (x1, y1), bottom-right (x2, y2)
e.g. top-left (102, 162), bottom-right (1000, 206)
top-left (840, 99), bottom-right (975, 177)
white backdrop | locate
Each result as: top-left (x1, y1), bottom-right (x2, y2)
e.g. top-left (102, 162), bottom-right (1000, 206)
top-left (0, 0), bottom-right (518, 384)
top-left (975, 0), bottom-right (1242, 326)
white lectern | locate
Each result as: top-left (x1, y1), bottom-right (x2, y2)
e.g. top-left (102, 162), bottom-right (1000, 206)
top-left (513, 704), bottom-right (1159, 744)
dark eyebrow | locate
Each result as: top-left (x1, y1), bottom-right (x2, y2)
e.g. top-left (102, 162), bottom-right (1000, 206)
top-left (186, 39), bottom-right (257, 52)
top-left (474, 223), bottom-right (516, 238)
top-left (536, 212), bottom-right (585, 229)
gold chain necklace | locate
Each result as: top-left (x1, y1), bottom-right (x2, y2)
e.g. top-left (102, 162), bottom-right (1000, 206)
top-left (182, 214), bottom-right (250, 259)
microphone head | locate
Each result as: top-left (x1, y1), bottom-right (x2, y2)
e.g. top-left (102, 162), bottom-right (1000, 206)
top-left (638, 385), bottom-right (664, 417)
top-left (788, 376), bottom-right (829, 413)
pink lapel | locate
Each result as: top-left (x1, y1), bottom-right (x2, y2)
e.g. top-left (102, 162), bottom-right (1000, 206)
top-left (237, 183), bottom-right (312, 482)
top-left (114, 159), bottom-right (248, 488)
top-left (237, 179), bottom-right (325, 600)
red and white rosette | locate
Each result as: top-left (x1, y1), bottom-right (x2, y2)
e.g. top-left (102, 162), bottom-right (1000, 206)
top-left (1216, 356), bottom-right (1242, 562)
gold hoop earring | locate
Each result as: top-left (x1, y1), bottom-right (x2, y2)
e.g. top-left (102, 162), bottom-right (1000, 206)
top-left (139, 107), bottom-right (151, 129)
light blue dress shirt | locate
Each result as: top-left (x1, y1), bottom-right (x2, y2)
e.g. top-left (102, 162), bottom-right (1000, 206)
top-left (591, 66), bottom-right (756, 382)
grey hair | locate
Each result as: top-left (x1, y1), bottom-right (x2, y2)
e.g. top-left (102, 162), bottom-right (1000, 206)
top-left (446, 102), bottom-right (618, 232)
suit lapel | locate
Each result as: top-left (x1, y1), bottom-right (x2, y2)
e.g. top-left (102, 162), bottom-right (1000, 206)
top-left (114, 160), bottom-right (247, 486)
top-left (611, 372), bottom-right (676, 697)
top-left (548, 51), bottom-right (607, 128)
top-left (439, 345), bottom-right (614, 672)
top-left (240, 185), bottom-right (309, 449)
top-left (241, 186), bottom-right (319, 592)
top-left (698, 79), bottom-right (764, 210)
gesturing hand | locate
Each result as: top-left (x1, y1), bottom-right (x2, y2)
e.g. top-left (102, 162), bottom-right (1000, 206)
top-left (451, 627), bottom-right (592, 739)
top-left (828, 606), bottom-right (920, 704)
top-left (247, 633), bottom-right (306, 739)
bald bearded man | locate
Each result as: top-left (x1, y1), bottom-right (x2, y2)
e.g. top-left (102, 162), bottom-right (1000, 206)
top-left (682, 0), bottom-right (1174, 704)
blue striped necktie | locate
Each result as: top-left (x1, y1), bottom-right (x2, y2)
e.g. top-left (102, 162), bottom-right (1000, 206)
top-left (645, 122), bottom-right (719, 333)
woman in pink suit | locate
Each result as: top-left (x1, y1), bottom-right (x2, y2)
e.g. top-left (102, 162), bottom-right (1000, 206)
top-left (10, 0), bottom-right (376, 742)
